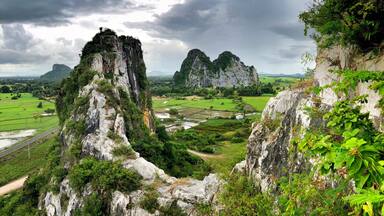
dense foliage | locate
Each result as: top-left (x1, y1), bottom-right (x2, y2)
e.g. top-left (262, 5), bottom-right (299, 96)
top-left (172, 118), bottom-right (249, 153)
top-left (56, 55), bottom-right (96, 124)
top-left (0, 79), bottom-right (60, 99)
top-left (0, 137), bottom-right (62, 215)
top-left (293, 70), bottom-right (384, 214)
top-left (300, 0), bottom-right (384, 51)
top-left (213, 51), bottom-right (241, 71)
top-left (68, 157), bottom-right (142, 193)
top-left (132, 134), bottom-right (211, 179)
top-left (219, 174), bottom-right (274, 216)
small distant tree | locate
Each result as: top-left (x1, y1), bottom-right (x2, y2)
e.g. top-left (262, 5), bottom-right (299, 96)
top-left (44, 108), bottom-right (55, 114)
top-left (0, 85), bottom-right (11, 93)
top-left (37, 102), bottom-right (43, 108)
top-left (168, 108), bottom-right (178, 115)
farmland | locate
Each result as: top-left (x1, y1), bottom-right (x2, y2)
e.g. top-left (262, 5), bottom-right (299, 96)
top-left (0, 136), bottom-right (58, 186)
top-left (0, 93), bottom-right (58, 132)
top-left (153, 96), bottom-right (270, 112)
top-left (152, 95), bottom-right (270, 174)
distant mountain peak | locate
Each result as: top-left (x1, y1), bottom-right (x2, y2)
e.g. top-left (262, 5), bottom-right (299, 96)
top-left (173, 49), bottom-right (259, 88)
top-left (40, 64), bottom-right (72, 82)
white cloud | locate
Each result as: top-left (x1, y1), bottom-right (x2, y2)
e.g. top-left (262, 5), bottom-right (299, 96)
top-left (0, 0), bottom-right (315, 76)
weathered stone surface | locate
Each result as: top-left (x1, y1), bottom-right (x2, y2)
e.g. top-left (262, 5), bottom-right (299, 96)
top-left (246, 89), bottom-right (309, 192)
top-left (173, 49), bottom-right (259, 88)
top-left (122, 157), bottom-right (174, 184)
top-left (245, 46), bottom-right (384, 192)
top-left (231, 160), bottom-right (246, 174)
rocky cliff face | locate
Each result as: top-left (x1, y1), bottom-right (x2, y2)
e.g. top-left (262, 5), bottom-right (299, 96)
top-left (243, 45), bottom-right (384, 192)
top-left (42, 29), bottom-right (220, 216)
top-left (173, 49), bottom-right (259, 88)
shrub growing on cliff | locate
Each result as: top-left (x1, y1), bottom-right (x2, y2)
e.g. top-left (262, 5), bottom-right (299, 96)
top-left (132, 135), bottom-right (211, 179)
top-left (300, 0), bottom-right (384, 51)
top-left (56, 56), bottom-right (96, 124)
top-left (219, 174), bottom-right (274, 216)
top-left (68, 157), bottom-right (142, 193)
top-left (140, 189), bottom-right (160, 214)
top-left (299, 94), bottom-right (384, 214)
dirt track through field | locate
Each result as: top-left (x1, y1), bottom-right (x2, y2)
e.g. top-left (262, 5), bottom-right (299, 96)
top-left (0, 176), bottom-right (27, 196)
top-left (188, 149), bottom-right (224, 160)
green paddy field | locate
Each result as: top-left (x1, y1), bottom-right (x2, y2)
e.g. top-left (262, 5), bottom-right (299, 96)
top-left (0, 93), bottom-right (58, 132)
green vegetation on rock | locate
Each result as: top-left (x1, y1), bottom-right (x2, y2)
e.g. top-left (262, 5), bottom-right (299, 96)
top-left (68, 157), bottom-right (142, 193)
top-left (0, 93), bottom-right (58, 132)
top-left (300, 0), bottom-right (384, 51)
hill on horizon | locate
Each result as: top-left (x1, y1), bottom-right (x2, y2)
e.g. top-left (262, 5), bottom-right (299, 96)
top-left (39, 64), bottom-right (72, 82)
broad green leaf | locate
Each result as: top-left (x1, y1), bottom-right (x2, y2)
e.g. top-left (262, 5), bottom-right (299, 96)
top-left (346, 156), bottom-right (355, 168)
top-left (343, 138), bottom-right (366, 149)
top-left (349, 159), bottom-right (363, 176)
top-left (357, 174), bottom-right (370, 189)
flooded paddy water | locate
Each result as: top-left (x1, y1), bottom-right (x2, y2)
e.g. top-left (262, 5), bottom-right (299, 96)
top-left (155, 107), bottom-right (236, 132)
top-left (0, 129), bottom-right (36, 150)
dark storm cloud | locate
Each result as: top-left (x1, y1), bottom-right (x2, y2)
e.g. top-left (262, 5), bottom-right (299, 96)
top-left (269, 23), bottom-right (308, 41)
top-left (0, 49), bottom-right (48, 64)
top-left (0, 0), bottom-right (145, 25)
top-left (278, 45), bottom-right (310, 59)
top-left (126, 0), bottom-right (304, 41)
top-left (1, 24), bottom-right (39, 50)
top-left (0, 24), bottom-right (47, 64)
top-left (125, 0), bottom-right (314, 73)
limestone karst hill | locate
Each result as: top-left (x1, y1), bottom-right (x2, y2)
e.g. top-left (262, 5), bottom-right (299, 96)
top-left (40, 64), bottom-right (72, 82)
top-left (4, 29), bottom-right (220, 216)
top-left (173, 49), bottom-right (259, 88)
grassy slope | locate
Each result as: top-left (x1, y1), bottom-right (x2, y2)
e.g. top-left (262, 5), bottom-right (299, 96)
top-left (0, 136), bottom-right (58, 186)
top-left (259, 75), bottom-right (301, 91)
top-left (259, 75), bottom-right (300, 83)
top-left (0, 93), bottom-right (58, 132)
top-left (242, 96), bottom-right (270, 112)
top-left (195, 117), bottom-right (261, 175)
top-left (179, 116), bottom-right (261, 175)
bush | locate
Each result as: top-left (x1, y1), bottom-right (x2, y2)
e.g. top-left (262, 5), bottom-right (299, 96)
top-left (68, 157), bottom-right (142, 193)
top-left (75, 193), bottom-right (105, 216)
top-left (168, 108), bottom-right (178, 115)
top-left (140, 190), bottom-right (160, 214)
top-left (44, 108), bottom-right (55, 114)
top-left (200, 146), bottom-right (215, 154)
top-left (112, 145), bottom-right (135, 158)
top-left (159, 200), bottom-right (187, 216)
top-left (132, 136), bottom-right (210, 179)
top-left (300, 0), bottom-right (384, 51)
top-left (277, 174), bottom-right (350, 215)
top-left (37, 102), bottom-right (43, 108)
top-left (231, 136), bottom-right (244, 144)
top-left (219, 174), bottom-right (274, 216)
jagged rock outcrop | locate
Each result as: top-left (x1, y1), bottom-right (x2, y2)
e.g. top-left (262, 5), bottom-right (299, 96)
top-left (41, 29), bottom-right (220, 216)
top-left (244, 45), bottom-right (384, 192)
top-left (173, 49), bottom-right (259, 88)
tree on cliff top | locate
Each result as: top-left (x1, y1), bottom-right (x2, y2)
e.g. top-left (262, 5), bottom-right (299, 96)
top-left (300, 0), bottom-right (384, 51)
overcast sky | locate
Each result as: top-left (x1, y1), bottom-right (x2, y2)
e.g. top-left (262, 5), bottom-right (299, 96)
top-left (0, 0), bottom-right (316, 77)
